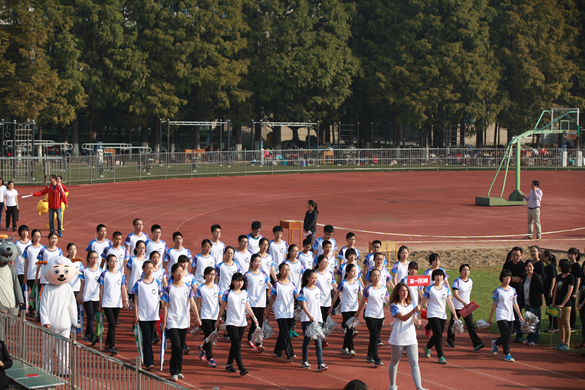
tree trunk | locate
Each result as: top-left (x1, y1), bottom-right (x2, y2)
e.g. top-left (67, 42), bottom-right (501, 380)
top-left (126, 127), bottom-right (132, 145)
top-left (152, 119), bottom-right (160, 153)
top-left (557, 133), bottom-right (563, 149)
top-left (71, 118), bottom-right (79, 156)
top-left (255, 122), bottom-right (262, 149)
top-left (234, 125), bottom-right (242, 150)
top-left (194, 126), bottom-right (200, 150)
top-left (493, 122), bottom-right (498, 147)
top-left (475, 121), bottom-right (483, 148)
top-left (141, 124), bottom-right (149, 147)
top-left (273, 125), bottom-right (282, 150)
top-left (460, 121), bottom-right (466, 147)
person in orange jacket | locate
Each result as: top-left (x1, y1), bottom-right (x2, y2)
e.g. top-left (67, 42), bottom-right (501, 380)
top-left (31, 175), bottom-right (69, 237)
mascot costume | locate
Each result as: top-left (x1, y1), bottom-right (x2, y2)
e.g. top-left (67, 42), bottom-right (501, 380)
top-left (39, 256), bottom-right (78, 374)
top-left (0, 237), bottom-right (24, 316)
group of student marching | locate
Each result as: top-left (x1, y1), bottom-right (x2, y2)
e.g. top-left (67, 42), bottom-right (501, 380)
top-left (14, 217), bottom-right (585, 390)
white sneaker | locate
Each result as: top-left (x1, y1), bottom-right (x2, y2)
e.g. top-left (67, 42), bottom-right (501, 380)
top-left (171, 375), bottom-right (178, 382)
top-left (177, 373), bottom-right (184, 379)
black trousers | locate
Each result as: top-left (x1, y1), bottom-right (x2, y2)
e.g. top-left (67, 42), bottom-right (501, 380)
top-left (248, 307), bottom-right (264, 343)
top-left (167, 328), bottom-right (187, 375)
top-left (545, 294), bottom-right (558, 329)
top-left (447, 309), bottom-right (483, 347)
top-left (83, 301), bottom-right (99, 338)
top-left (495, 320), bottom-right (513, 355)
top-left (290, 298), bottom-right (299, 331)
top-left (5, 206), bottom-right (17, 229)
top-left (274, 318), bottom-right (295, 358)
top-left (341, 311), bottom-right (357, 351)
top-left (426, 318), bottom-right (446, 358)
top-left (103, 308), bottom-right (120, 348)
top-left (201, 319), bottom-right (216, 359)
top-left (226, 325), bottom-right (246, 370)
top-left (17, 274), bottom-right (24, 287)
top-left (365, 317), bottom-right (383, 361)
top-left (139, 320), bottom-right (157, 367)
top-left (320, 306), bottom-right (330, 324)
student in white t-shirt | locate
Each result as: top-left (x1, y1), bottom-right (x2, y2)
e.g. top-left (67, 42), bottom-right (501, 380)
top-left (388, 282), bottom-right (425, 390)
top-left (285, 244), bottom-right (305, 337)
top-left (298, 269), bottom-right (327, 371)
top-left (147, 250), bottom-right (168, 289)
top-left (233, 235), bottom-right (252, 272)
top-left (130, 261), bottom-right (164, 370)
top-left (98, 254), bottom-right (129, 356)
top-left (215, 246), bottom-right (241, 292)
top-left (365, 252), bottom-right (392, 290)
top-left (125, 240), bottom-right (146, 307)
top-left (3, 181), bottom-right (19, 231)
top-left (356, 268), bottom-right (389, 366)
top-left (86, 224), bottom-right (111, 258)
top-left (100, 231), bottom-right (129, 270)
top-left (244, 254), bottom-right (271, 352)
top-left (363, 240), bottom-right (387, 275)
top-left (192, 239), bottom-right (215, 286)
top-left (209, 224), bottom-right (225, 265)
top-left (124, 218), bottom-right (149, 258)
top-left (257, 238), bottom-right (274, 281)
top-left (268, 225), bottom-right (288, 267)
top-left (166, 231), bottom-right (192, 274)
top-left (162, 263), bottom-right (202, 382)
top-left (446, 264), bottom-right (484, 350)
top-left (14, 224), bottom-right (31, 286)
top-left (23, 229), bottom-right (44, 318)
top-left (298, 238), bottom-right (315, 270)
top-left (195, 266), bottom-right (222, 368)
top-left (267, 263), bottom-right (298, 362)
top-left (218, 273), bottom-right (258, 376)
top-left (315, 254), bottom-right (337, 340)
top-left (36, 232), bottom-right (63, 286)
top-left (423, 253), bottom-right (450, 288)
top-left (337, 232), bottom-right (359, 265)
top-left (488, 269), bottom-right (523, 362)
top-left (391, 245), bottom-right (410, 287)
top-left (145, 224), bottom-right (168, 262)
top-left (312, 225), bottom-right (336, 258)
top-left (79, 251), bottom-right (102, 344)
top-left (66, 242), bottom-right (83, 333)
top-left (330, 264), bottom-right (363, 357)
top-left (247, 221), bottom-right (263, 254)
top-left (420, 269), bottom-right (457, 364)
top-left (168, 255), bottom-right (195, 294)
top-left (400, 261), bottom-right (423, 307)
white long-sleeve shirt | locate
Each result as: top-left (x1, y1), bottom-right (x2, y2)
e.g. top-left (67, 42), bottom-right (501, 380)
top-left (527, 188), bottom-right (543, 208)
top-left (40, 283), bottom-right (77, 332)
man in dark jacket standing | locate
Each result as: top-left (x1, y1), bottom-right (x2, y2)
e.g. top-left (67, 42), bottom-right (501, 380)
top-left (31, 175), bottom-right (68, 236)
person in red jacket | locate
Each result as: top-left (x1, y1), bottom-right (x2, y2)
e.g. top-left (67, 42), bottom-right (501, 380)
top-left (31, 175), bottom-right (69, 237)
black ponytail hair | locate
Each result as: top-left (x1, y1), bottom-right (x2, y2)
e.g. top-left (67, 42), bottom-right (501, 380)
top-left (276, 262), bottom-right (289, 281)
top-left (344, 263), bottom-right (356, 280)
top-left (229, 272), bottom-right (246, 290)
top-left (314, 254), bottom-right (326, 270)
top-left (286, 244), bottom-right (299, 260)
top-left (308, 200), bottom-right (318, 213)
top-left (301, 269), bottom-right (317, 287)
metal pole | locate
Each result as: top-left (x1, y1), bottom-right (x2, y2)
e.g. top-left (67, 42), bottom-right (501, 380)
top-left (70, 332), bottom-right (76, 389)
top-left (219, 122), bottom-right (223, 151)
top-left (135, 357), bottom-right (141, 390)
top-left (515, 142), bottom-right (521, 191)
top-left (357, 122), bottom-right (360, 148)
top-left (307, 123), bottom-right (311, 150)
top-left (316, 121), bottom-right (320, 148)
top-left (32, 120), bottom-right (36, 157)
top-left (227, 120), bottom-right (231, 151)
top-left (166, 120), bottom-right (170, 153)
top-left (338, 122), bottom-right (341, 149)
top-left (371, 122), bottom-right (374, 148)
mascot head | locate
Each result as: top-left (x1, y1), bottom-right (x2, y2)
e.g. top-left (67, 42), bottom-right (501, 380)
top-left (0, 236), bottom-right (21, 266)
top-left (41, 256), bottom-right (76, 285)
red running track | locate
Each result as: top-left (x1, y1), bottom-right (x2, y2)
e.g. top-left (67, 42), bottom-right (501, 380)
top-left (16, 170), bottom-right (585, 389)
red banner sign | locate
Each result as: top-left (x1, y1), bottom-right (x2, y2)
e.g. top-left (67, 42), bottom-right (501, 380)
top-left (407, 275), bottom-right (431, 287)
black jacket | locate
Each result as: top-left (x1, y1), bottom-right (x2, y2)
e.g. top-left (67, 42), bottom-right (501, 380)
top-left (524, 273), bottom-right (544, 309)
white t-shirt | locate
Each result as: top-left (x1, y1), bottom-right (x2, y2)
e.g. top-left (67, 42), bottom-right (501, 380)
top-left (233, 250), bottom-right (252, 272)
top-left (400, 276), bottom-right (422, 307)
top-left (423, 284), bottom-right (452, 320)
top-left (452, 277), bottom-right (473, 310)
top-left (270, 281), bottom-right (298, 319)
top-left (312, 237), bottom-right (337, 258)
top-left (37, 247), bottom-right (63, 285)
top-left (192, 253), bottom-right (216, 286)
top-left (23, 244), bottom-right (45, 280)
top-left (124, 232), bottom-right (149, 257)
top-left (126, 256), bottom-right (146, 294)
top-left (337, 262), bottom-right (362, 281)
top-left (196, 283), bottom-right (222, 320)
top-left (101, 246), bottom-right (129, 270)
top-left (0, 185), bottom-right (6, 203)
top-left (313, 253), bottom-right (337, 274)
top-left (149, 267), bottom-right (167, 285)
top-left (391, 261), bottom-right (410, 284)
top-left (210, 241), bottom-right (225, 265)
top-left (222, 289), bottom-right (250, 327)
top-left (246, 234), bottom-right (263, 254)
top-left (268, 240), bottom-right (288, 266)
top-left (285, 260), bottom-right (306, 290)
top-left (4, 189), bottom-right (18, 207)
top-left (162, 282), bottom-right (195, 329)
top-left (298, 286), bottom-right (322, 323)
top-left (423, 267), bottom-right (449, 282)
top-left (216, 261), bottom-right (242, 292)
top-left (389, 303), bottom-right (417, 346)
top-left (244, 270), bottom-right (270, 308)
top-left (258, 253), bottom-right (274, 280)
top-left (98, 270), bottom-right (127, 308)
top-left (338, 279), bottom-right (363, 313)
top-left (80, 267), bottom-right (103, 302)
top-left (130, 278), bottom-right (163, 321)
top-left (363, 285), bottom-right (389, 319)
top-left (365, 266), bottom-right (391, 285)
top-left (85, 239), bottom-right (112, 256)
top-left (69, 260), bottom-right (84, 292)
top-left (166, 247), bottom-right (193, 272)
top-left (493, 286), bottom-right (518, 322)
top-left (316, 270), bottom-right (335, 306)
top-left (14, 239), bottom-right (31, 275)
top-left (363, 253), bottom-right (388, 269)
top-left (298, 252), bottom-right (314, 270)
top-left (145, 239), bottom-right (168, 262)
top-left (337, 246), bottom-right (360, 264)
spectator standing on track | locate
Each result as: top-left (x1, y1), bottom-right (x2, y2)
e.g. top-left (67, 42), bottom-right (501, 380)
top-left (31, 175), bottom-right (68, 236)
top-left (567, 248), bottom-right (581, 331)
top-left (542, 250), bottom-right (558, 332)
top-left (502, 247), bottom-right (525, 342)
top-left (303, 200), bottom-right (318, 245)
top-left (124, 219), bottom-right (149, 258)
top-left (522, 180), bottom-right (542, 240)
top-left (387, 282), bottom-right (425, 390)
top-left (4, 181), bottom-right (19, 232)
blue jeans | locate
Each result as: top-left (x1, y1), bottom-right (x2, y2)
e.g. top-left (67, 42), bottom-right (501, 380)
top-left (49, 208), bottom-right (62, 233)
top-left (301, 321), bottom-right (323, 365)
top-left (525, 304), bottom-right (541, 343)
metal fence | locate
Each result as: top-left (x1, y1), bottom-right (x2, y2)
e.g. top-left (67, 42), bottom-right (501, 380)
top-left (1, 148), bottom-right (583, 185)
top-left (0, 312), bottom-right (189, 390)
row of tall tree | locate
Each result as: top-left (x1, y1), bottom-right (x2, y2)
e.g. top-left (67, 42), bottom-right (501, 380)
top-left (0, 0), bottom-right (583, 152)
